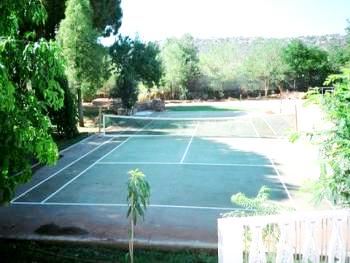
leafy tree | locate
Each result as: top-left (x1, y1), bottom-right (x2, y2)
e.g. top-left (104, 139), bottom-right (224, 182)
top-left (17, 0), bottom-right (80, 139)
top-left (241, 40), bottom-right (287, 96)
top-left (126, 169), bottom-right (150, 263)
top-left (110, 36), bottom-right (163, 110)
top-left (57, 0), bottom-right (106, 126)
top-left (38, 0), bottom-right (123, 38)
top-left (307, 69), bottom-right (350, 206)
top-left (0, 0), bottom-right (65, 202)
top-left (199, 41), bottom-right (240, 99)
top-left (282, 40), bottom-right (332, 91)
top-left (328, 43), bottom-right (349, 73)
top-left (161, 35), bottom-right (200, 99)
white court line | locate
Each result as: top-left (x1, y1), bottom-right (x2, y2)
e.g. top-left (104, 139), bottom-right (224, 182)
top-left (103, 134), bottom-right (187, 138)
top-left (261, 115), bottom-right (277, 136)
top-left (11, 201), bottom-right (254, 211)
top-left (40, 137), bottom-right (133, 203)
top-left (249, 117), bottom-right (260, 137)
top-left (267, 155), bottom-right (297, 209)
top-left (11, 136), bottom-right (114, 203)
top-left (180, 122), bottom-right (199, 163)
top-left (41, 120), bottom-right (155, 203)
top-left (97, 161), bottom-right (273, 167)
top-left (103, 114), bottom-right (248, 121)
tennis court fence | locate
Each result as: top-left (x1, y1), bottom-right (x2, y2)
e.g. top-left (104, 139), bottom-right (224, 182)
top-left (218, 209), bottom-right (350, 263)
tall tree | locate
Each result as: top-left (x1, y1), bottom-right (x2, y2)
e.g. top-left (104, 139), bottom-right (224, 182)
top-left (161, 35), bottom-right (200, 99)
top-left (282, 40), bottom-right (332, 91)
top-left (241, 40), bottom-right (287, 96)
top-left (57, 0), bottom-right (105, 126)
top-left (199, 41), bottom-right (240, 98)
top-left (38, 0), bottom-right (123, 38)
top-left (0, 0), bottom-right (65, 202)
top-left (110, 36), bottom-right (163, 110)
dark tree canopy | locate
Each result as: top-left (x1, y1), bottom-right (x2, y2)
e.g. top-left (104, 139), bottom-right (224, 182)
top-left (49, 78), bottom-right (78, 139)
top-left (90, 0), bottom-right (122, 34)
top-left (41, 0), bottom-right (67, 39)
top-left (110, 36), bottom-right (163, 109)
top-left (282, 40), bottom-right (333, 90)
top-left (34, 0), bottom-right (123, 39)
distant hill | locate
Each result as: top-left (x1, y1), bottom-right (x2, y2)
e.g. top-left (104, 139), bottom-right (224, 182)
top-left (158, 34), bottom-right (347, 52)
top-left (195, 34), bottom-right (346, 52)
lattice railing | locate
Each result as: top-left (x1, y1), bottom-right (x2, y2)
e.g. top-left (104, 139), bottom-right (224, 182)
top-left (218, 210), bottom-right (350, 263)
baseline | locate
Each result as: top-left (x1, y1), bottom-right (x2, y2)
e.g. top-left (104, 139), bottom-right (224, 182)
top-left (97, 161), bottom-right (273, 167)
top-left (11, 201), bottom-right (253, 211)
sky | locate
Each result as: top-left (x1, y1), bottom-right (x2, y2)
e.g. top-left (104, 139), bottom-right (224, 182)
top-left (117, 0), bottom-right (350, 41)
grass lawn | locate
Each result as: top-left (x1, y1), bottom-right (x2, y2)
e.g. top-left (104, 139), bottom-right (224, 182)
top-left (0, 239), bottom-right (217, 263)
top-left (166, 105), bottom-right (240, 112)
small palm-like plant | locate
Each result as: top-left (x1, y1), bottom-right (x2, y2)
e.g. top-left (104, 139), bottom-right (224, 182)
top-left (126, 169), bottom-right (150, 263)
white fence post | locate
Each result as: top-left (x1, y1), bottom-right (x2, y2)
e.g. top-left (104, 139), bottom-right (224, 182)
top-left (218, 210), bottom-right (350, 263)
top-left (218, 217), bottom-right (244, 263)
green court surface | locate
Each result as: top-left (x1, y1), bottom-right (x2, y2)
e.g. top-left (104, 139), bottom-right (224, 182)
top-left (11, 135), bottom-right (290, 209)
top-left (166, 105), bottom-right (240, 112)
top-left (5, 111), bottom-right (298, 248)
top-left (103, 112), bottom-right (295, 138)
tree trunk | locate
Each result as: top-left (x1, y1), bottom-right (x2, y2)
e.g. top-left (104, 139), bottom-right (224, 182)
top-left (77, 87), bottom-right (84, 127)
top-left (129, 195), bottom-right (134, 263)
top-left (130, 218), bottom-right (134, 263)
top-left (264, 79), bottom-right (268, 97)
top-left (277, 83), bottom-right (283, 98)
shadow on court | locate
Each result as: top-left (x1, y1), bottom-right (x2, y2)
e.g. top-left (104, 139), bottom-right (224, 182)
top-left (0, 133), bottom-right (297, 249)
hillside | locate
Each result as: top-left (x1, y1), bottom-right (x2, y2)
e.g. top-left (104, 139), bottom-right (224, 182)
top-left (194, 34), bottom-right (346, 52)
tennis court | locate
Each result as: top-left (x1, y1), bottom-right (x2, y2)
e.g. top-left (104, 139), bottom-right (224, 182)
top-left (11, 112), bottom-right (295, 208)
top-left (6, 110), bottom-right (301, 247)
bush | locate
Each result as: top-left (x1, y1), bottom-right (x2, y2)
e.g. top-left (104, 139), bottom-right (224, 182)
top-left (49, 77), bottom-right (78, 139)
top-left (110, 72), bottom-right (138, 111)
top-left (307, 68), bottom-right (350, 206)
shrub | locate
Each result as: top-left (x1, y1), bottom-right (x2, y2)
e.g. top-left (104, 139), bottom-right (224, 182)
top-left (49, 77), bottom-right (78, 139)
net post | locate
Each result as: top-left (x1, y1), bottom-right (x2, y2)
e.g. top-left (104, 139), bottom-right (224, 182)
top-left (294, 100), bottom-right (298, 132)
top-left (102, 113), bottom-right (106, 136)
top-left (98, 106), bottom-right (102, 133)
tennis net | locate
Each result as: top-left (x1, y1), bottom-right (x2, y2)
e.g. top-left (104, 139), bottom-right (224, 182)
top-left (102, 114), bottom-right (290, 138)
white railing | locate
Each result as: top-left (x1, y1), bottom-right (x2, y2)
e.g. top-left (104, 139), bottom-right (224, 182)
top-left (218, 210), bottom-right (350, 263)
